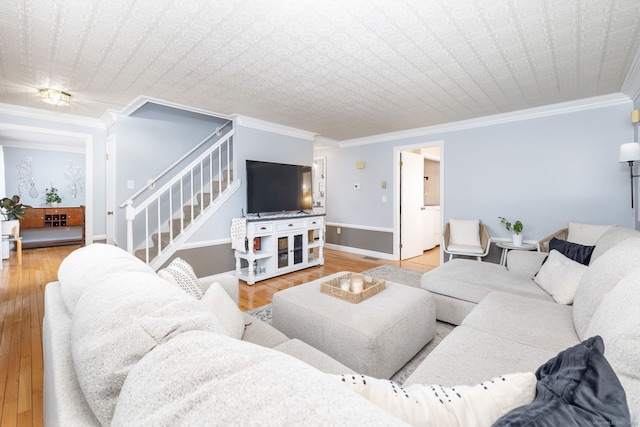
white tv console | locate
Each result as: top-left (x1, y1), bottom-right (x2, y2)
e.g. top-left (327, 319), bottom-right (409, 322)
top-left (233, 213), bottom-right (325, 285)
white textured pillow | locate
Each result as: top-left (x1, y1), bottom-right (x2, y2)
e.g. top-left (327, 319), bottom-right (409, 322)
top-left (567, 221), bottom-right (614, 246)
top-left (338, 372), bottom-right (536, 426)
top-left (200, 282), bottom-right (245, 340)
top-left (534, 250), bottom-right (587, 304)
top-left (71, 272), bottom-right (226, 426)
top-left (158, 258), bottom-right (204, 299)
top-left (449, 219), bottom-right (481, 247)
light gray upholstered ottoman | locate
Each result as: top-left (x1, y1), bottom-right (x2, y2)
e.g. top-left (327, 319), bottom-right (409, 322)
top-left (271, 272), bottom-right (436, 379)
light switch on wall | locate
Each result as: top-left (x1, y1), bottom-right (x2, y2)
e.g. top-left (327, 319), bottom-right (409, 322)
top-left (127, 180), bottom-right (134, 189)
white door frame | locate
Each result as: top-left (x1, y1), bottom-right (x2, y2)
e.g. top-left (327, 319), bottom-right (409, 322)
top-left (393, 140), bottom-right (444, 261)
top-left (106, 133), bottom-right (116, 245)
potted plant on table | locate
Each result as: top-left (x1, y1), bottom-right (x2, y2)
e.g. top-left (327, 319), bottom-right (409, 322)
top-left (498, 216), bottom-right (524, 246)
top-left (45, 186), bottom-right (62, 207)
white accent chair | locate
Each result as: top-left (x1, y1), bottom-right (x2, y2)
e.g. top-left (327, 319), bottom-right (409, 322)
top-left (442, 219), bottom-right (491, 261)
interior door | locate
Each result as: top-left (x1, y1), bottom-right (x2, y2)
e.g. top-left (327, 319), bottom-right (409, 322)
top-left (400, 151), bottom-right (425, 260)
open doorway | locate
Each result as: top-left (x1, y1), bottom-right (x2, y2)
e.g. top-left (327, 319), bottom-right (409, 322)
top-left (394, 141), bottom-right (443, 262)
top-left (0, 124), bottom-right (94, 244)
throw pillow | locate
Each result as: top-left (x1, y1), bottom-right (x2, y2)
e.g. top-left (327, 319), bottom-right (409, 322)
top-left (534, 250), bottom-right (587, 304)
top-left (338, 372), bottom-right (536, 426)
top-left (549, 237), bottom-right (595, 266)
top-left (449, 219), bottom-right (481, 247)
top-left (494, 336), bottom-right (630, 426)
top-left (200, 282), bottom-right (245, 340)
top-left (157, 257), bottom-right (204, 299)
top-left (567, 221), bottom-right (614, 246)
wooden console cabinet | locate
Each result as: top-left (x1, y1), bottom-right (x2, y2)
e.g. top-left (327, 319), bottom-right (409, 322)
top-left (234, 214), bottom-right (325, 285)
top-left (21, 206), bottom-right (85, 248)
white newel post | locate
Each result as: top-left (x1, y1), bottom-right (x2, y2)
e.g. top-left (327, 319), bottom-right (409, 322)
top-left (125, 200), bottom-right (135, 254)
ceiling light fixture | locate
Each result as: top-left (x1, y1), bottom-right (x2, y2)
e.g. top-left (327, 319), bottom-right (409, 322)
top-left (40, 88), bottom-right (71, 107)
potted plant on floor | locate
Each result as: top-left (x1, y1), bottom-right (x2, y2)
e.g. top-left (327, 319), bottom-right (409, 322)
top-left (45, 186), bottom-right (62, 207)
top-left (1, 194), bottom-right (32, 232)
top-left (498, 216), bottom-right (524, 246)
top-left (1, 195), bottom-right (32, 259)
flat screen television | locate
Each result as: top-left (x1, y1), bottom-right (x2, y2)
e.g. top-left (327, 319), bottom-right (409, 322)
top-left (246, 160), bottom-right (312, 214)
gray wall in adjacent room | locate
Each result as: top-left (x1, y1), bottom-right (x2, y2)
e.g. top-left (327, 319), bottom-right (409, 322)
top-left (3, 147), bottom-right (86, 206)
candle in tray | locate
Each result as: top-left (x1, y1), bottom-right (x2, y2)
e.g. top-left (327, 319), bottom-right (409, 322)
top-left (350, 274), bottom-right (364, 293)
top-left (339, 278), bottom-right (351, 291)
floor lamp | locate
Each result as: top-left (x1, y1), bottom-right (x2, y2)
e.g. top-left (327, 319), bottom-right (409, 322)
top-left (620, 111), bottom-right (640, 208)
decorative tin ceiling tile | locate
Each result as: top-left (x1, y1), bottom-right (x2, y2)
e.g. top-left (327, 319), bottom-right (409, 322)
top-left (0, 0), bottom-right (639, 140)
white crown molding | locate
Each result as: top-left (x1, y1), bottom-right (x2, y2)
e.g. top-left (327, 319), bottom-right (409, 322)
top-left (313, 135), bottom-right (340, 149)
top-left (232, 114), bottom-right (317, 141)
top-left (622, 47), bottom-right (640, 104)
top-left (0, 102), bottom-right (104, 129)
top-left (339, 93), bottom-right (633, 147)
top-left (101, 95), bottom-right (232, 128)
top-left (0, 123), bottom-right (89, 152)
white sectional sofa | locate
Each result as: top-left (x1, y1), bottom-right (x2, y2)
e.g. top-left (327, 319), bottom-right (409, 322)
top-left (43, 233), bottom-right (637, 425)
top-left (43, 244), bottom-right (406, 426)
top-left (415, 225), bottom-right (640, 423)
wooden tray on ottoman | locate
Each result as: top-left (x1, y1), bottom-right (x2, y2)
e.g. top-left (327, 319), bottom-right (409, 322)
top-left (320, 273), bottom-right (386, 304)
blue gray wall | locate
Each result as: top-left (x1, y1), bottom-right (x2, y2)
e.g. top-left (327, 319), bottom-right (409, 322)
top-left (112, 103), bottom-right (229, 247)
top-left (323, 100), bottom-right (636, 256)
top-left (188, 124), bottom-right (314, 243)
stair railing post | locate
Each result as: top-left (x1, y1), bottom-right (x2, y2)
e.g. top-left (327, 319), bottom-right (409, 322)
top-left (125, 200), bottom-right (135, 254)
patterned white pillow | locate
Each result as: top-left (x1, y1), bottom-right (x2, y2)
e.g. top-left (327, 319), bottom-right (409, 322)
top-left (158, 258), bottom-right (204, 299)
top-left (338, 372), bottom-right (536, 426)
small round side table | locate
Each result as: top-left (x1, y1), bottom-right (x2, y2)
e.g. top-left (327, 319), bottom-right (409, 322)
top-left (497, 241), bottom-right (537, 266)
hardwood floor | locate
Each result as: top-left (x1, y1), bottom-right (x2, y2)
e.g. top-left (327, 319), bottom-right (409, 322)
top-left (0, 244), bottom-right (440, 426)
top-left (238, 247), bottom-right (440, 310)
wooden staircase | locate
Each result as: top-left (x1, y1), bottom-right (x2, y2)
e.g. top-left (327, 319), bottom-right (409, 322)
top-left (134, 170), bottom-right (233, 265)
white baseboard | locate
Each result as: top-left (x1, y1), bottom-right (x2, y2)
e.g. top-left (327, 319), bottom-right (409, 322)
top-left (324, 243), bottom-right (395, 261)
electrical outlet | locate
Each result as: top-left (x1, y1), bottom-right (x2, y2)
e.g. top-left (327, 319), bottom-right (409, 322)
top-left (337, 227), bottom-right (341, 235)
